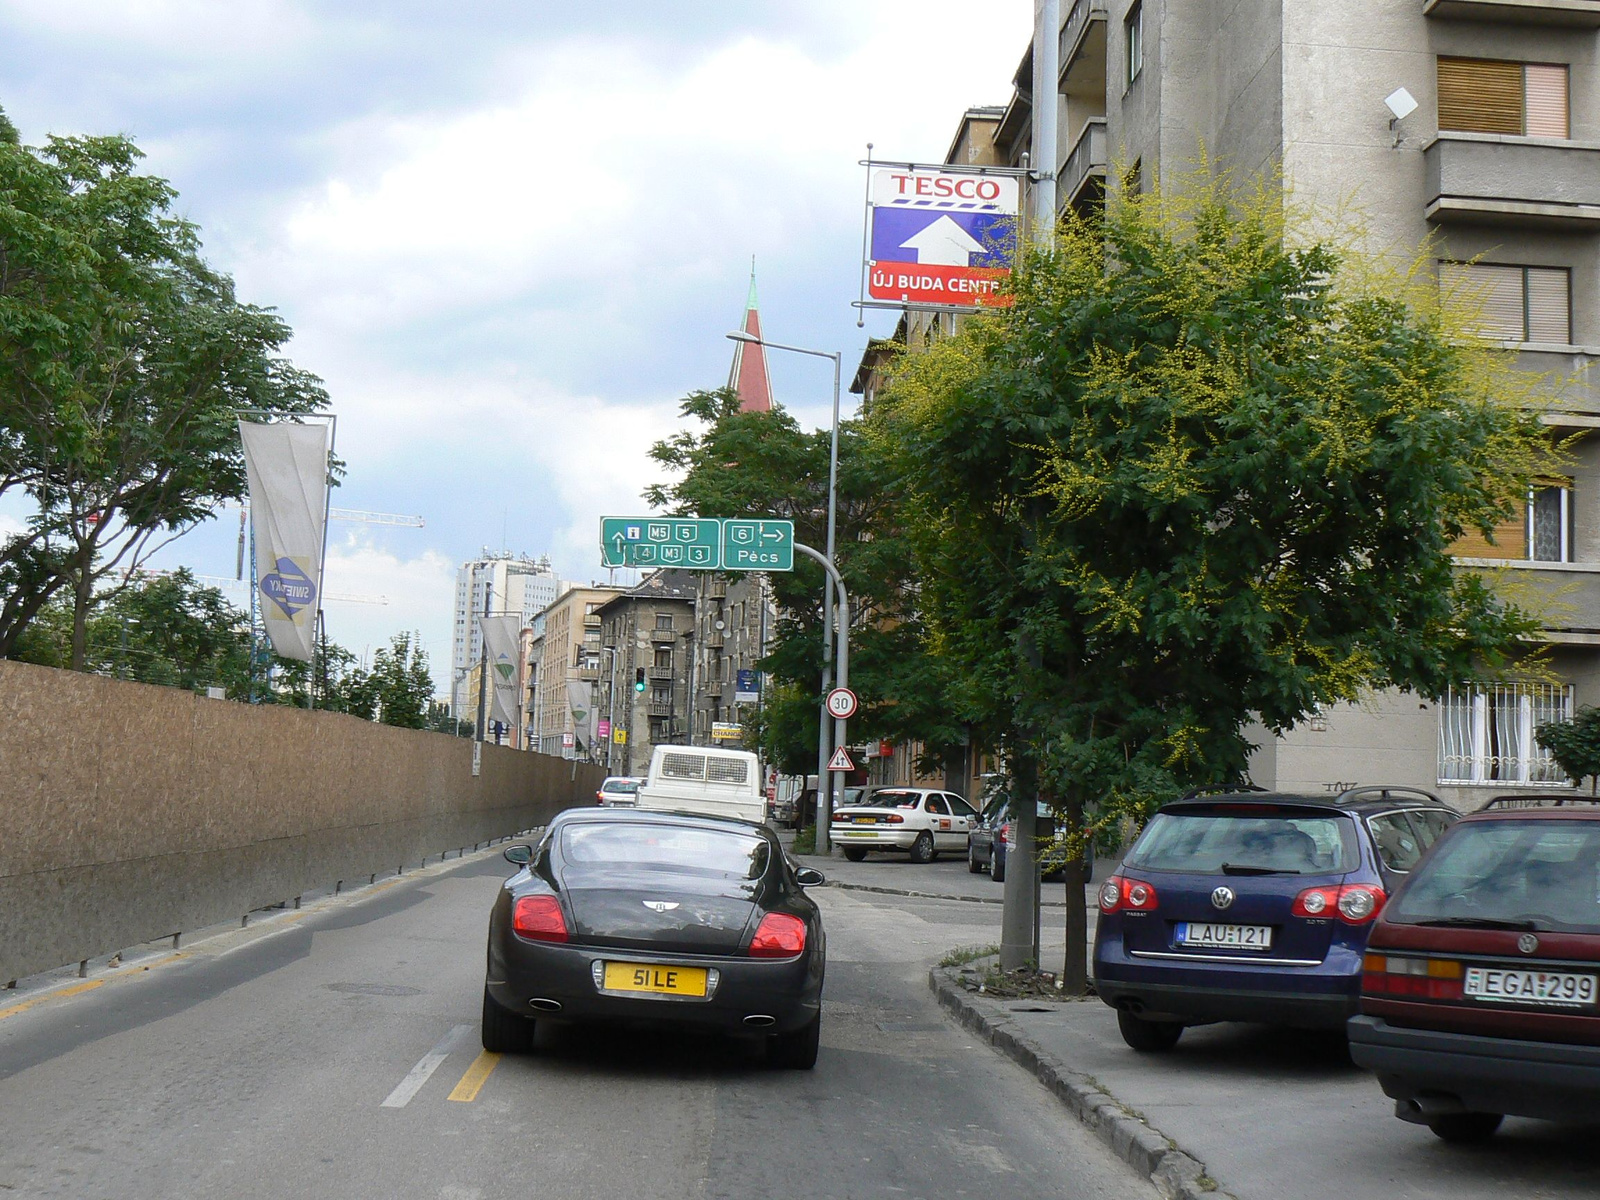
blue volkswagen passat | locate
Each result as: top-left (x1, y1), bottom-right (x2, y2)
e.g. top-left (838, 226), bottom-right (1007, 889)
top-left (1093, 788), bottom-right (1457, 1051)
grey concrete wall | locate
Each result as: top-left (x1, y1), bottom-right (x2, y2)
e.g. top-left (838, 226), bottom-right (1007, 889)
top-left (0, 659), bottom-right (605, 984)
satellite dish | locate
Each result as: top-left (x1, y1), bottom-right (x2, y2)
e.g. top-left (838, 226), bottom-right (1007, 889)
top-left (715, 620), bottom-right (726, 631)
top-left (1384, 87), bottom-right (1418, 122)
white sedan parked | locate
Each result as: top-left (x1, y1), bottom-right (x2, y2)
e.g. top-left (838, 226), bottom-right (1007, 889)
top-left (829, 788), bottom-right (979, 863)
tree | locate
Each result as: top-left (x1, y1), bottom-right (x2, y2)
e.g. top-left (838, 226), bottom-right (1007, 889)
top-left (646, 387), bottom-right (970, 776)
top-left (362, 632), bottom-right (435, 729)
top-left (0, 129), bottom-right (327, 664)
top-left (1536, 709), bottom-right (1600, 795)
top-left (872, 167), bottom-right (1549, 986)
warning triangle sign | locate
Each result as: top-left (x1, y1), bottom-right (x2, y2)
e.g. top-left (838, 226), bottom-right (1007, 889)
top-left (827, 747), bottom-right (855, 772)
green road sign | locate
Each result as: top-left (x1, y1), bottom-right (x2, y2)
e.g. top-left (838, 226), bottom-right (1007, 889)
top-left (599, 517), bottom-right (793, 571)
top-left (722, 519), bottom-right (794, 571)
top-left (601, 517), bottom-right (721, 568)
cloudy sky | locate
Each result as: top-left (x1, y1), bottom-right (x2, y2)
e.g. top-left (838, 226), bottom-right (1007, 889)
top-left (0, 1), bottom-right (1033, 687)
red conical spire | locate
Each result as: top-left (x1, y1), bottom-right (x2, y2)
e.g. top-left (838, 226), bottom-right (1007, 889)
top-left (728, 262), bottom-right (773, 413)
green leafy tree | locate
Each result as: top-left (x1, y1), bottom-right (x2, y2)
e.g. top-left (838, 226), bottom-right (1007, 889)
top-left (646, 387), bottom-right (968, 775)
top-left (361, 631), bottom-right (435, 729)
top-left (0, 128), bottom-right (327, 664)
top-left (1536, 708), bottom-right (1600, 795)
top-left (873, 167), bottom-right (1549, 987)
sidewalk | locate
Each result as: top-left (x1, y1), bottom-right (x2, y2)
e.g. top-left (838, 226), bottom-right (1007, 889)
top-left (929, 964), bottom-right (1596, 1200)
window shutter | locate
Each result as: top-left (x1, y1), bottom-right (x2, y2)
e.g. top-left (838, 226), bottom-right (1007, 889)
top-left (1438, 57), bottom-right (1523, 134)
top-left (1525, 267), bottom-right (1570, 343)
top-left (1451, 506), bottom-right (1528, 559)
top-left (1523, 64), bottom-right (1569, 138)
top-left (1441, 261), bottom-right (1526, 340)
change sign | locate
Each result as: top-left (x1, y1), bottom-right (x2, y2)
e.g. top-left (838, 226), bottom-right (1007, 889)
top-left (866, 167), bottom-right (1019, 309)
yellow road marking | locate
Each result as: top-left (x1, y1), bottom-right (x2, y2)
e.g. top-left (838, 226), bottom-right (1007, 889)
top-left (447, 1050), bottom-right (501, 1102)
top-left (0, 979), bottom-right (103, 1022)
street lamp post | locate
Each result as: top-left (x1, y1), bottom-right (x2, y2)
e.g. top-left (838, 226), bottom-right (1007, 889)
top-left (726, 331), bottom-right (845, 856)
top-left (600, 644), bottom-right (621, 769)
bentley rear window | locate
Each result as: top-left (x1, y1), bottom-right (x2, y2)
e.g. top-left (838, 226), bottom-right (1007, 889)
top-left (562, 823), bottom-right (769, 880)
top-left (1126, 810), bottom-right (1355, 874)
top-left (1387, 819), bottom-right (1600, 935)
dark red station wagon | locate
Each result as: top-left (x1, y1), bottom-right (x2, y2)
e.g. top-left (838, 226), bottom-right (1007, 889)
top-left (1348, 796), bottom-right (1600, 1142)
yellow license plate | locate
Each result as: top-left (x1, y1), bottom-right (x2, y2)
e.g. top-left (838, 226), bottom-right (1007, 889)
top-left (602, 962), bottom-right (708, 997)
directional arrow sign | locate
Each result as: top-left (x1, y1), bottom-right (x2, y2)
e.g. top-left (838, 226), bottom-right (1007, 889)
top-left (721, 519), bottom-right (794, 572)
top-left (601, 517), bottom-right (721, 568)
top-left (899, 215), bottom-right (986, 266)
top-left (827, 746), bottom-right (855, 772)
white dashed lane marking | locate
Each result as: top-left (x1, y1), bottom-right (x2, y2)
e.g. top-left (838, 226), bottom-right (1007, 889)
top-left (380, 1024), bottom-right (473, 1109)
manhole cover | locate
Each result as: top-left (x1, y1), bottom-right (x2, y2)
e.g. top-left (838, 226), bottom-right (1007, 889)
top-left (325, 982), bottom-right (422, 997)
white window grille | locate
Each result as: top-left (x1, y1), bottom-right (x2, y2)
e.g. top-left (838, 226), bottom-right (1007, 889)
top-left (1438, 682), bottom-right (1572, 787)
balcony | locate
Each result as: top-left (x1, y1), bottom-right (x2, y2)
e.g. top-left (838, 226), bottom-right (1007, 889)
top-left (707, 579), bottom-right (728, 599)
top-left (647, 666), bottom-right (675, 682)
top-left (1423, 0), bottom-right (1600, 25)
top-left (1514, 345), bottom-right (1600, 419)
top-left (648, 701), bottom-right (674, 718)
top-left (649, 628), bottom-right (677, 643)
top-left (703, 682), bottom-right (723, 698)
top-left (1453, 559), bottom-right (1600, 639)
top-left (576, 666), bottom-right (600, 682)
top-left (1058, 118), bottom-right (1107, 211)
top-left (707, 630), bottom-right (725, 649)
top-left (1424, 134), bottom-right (1600, 229)
top-left (1059, 0), bottom-right (1107, 89)
top-left (582, 613), bottom-right (602, 627)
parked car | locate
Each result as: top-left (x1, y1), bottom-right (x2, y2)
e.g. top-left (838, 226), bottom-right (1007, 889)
top-left (829, 788), bottom-right (978, 863)
top-left (794, 785), bottom-right (864, 831)
top-left (596, 776), bottom-right (643, 807)
top-left (1094, 787), bottom-right (1458, 1052)
top-left (483, 807), bottom-right (827, 1067)
top-left (966, 793), bottom-right (1080, 883)
top-left (1348, 794), bottom-right (1600, 1142)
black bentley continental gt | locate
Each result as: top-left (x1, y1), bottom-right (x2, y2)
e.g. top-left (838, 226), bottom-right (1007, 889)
top-left (482, 808), bottom-right (827, 1068)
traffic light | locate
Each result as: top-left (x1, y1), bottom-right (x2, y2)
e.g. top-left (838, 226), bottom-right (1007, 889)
top-left (634, 667), bottom-right (647, 693)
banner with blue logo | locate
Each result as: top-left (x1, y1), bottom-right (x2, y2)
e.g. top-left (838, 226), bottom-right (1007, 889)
top-left (239, 420), bottom-right (330, 663)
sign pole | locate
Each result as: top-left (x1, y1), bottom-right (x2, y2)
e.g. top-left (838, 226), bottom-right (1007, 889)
top-left (795, 542), bottom-right (848, 857)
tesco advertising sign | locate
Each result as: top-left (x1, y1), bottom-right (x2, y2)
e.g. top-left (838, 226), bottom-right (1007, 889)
top-left (866, 167), bottom-right (1020, 309)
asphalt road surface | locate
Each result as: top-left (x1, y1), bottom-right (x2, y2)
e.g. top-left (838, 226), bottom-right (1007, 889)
top-left (0, 848), bottom-right (1153, 1200)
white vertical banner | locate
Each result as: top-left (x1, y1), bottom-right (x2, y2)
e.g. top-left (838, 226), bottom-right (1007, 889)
top-left (477, 614), bottom-right (523, 728)
top-left (239, 421), bottom-right (330, 663)
top-left (566, 679), bottom-right (595, 757)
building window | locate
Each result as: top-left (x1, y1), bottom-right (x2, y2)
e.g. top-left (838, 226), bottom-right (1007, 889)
top-left (1529, 478), bottom-right (1575, 563)
top-left (655, 613), bottom-right (674, 630)
top-left (1438, 57), bottom-right (1568, 138)
top-left (1438, 682), bottom-right (1572, 786)
top-left (654, 647), bottom-right (672, 668)
top-left (1125, 1), bottom-right (1143, 87)
top-left (1439, 262), bottom-right (1570, 344)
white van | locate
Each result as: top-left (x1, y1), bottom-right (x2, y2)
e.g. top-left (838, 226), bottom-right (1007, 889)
top-left (635, 746), bottom-right (765, 825)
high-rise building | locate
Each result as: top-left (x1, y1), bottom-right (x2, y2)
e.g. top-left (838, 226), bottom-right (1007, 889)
top-left (451, 551), bottom-right (562, 721)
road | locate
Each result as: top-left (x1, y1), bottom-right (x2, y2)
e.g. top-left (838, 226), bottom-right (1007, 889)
top-left (0, 846), bottom-right (1153, 1200)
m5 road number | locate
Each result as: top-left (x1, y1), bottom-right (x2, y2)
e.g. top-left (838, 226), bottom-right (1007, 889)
top-left (1464, 968), bottom-right (1596, 1008)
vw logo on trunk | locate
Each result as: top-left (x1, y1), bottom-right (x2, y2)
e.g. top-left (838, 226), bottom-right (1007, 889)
top-left (1210, 886), bottom-right (1235, 910)
top-left (1518, 933), bottom-right (1540, 955)
top-left (642, 901), bottom-right (680, 913)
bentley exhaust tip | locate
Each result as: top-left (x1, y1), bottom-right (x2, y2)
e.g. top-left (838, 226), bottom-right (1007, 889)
top-left (742, 1014), bottom-right (776, 1028)
top-left (529, 998), bottom-right (563, 1012)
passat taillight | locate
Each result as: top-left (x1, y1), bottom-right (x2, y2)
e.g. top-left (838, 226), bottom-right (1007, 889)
top-left (1098, 875), bottom-right (1159, 914)
top-left (511, 894), bottom-right (569, 942)
top-left (1361, 953), bottom-right (1463, 1000)
top-left (749, 912), bottom-right (807, 958)
top-left (1291, 884), bottom-right (1386, 924)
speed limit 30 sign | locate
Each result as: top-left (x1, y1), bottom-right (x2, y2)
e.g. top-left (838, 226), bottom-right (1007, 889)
top-left (826, 688), bottom-right (858, 719)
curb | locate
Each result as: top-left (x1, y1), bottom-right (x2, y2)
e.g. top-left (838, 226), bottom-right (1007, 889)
top-left (820, 879), bottom-right (1071, 908)
top-left (929, 965), bottom-right (1235, 1200)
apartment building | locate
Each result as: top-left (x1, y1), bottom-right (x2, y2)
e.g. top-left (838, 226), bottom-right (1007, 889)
top-left (594, 570), bottom-right (697, 774)
top-left (897, 1), bottom-right (1600, 805)
top-left (450, 551), bottom-right (561, 722)
top-left (530, 584), bottom-right (623, 758)
top-left (688, 571), bottom-right (775, 749)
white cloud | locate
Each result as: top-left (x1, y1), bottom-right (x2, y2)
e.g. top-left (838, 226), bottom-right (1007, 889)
top-left (318, 534), bottom-right (457, 690)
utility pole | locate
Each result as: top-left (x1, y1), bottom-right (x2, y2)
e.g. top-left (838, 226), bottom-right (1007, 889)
top-left (1001, 0), bottom-right (1059, 974)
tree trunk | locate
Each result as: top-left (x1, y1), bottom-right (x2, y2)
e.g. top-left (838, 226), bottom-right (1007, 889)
top-left (1061, 785), bottom-right (1089, 994)
top-left (69, 543), bottom-right (94, 671)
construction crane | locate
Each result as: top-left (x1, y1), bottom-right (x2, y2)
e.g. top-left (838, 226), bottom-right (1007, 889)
top-left (124, 567), bottom-right (389, 606)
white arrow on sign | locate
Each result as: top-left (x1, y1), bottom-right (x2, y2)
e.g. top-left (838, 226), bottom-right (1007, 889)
top-left (828, 746), bottom-right (855, 772)
top-left (899, 215), bottom-right (986, 266)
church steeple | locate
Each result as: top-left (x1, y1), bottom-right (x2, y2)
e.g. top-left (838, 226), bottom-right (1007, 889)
top-left (727, 262), bottom-right (773, 413)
